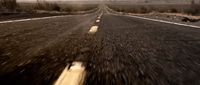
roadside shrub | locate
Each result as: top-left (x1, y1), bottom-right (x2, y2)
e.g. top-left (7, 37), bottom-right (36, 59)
top-left (0, 0), bottom-right (17, 10)
top-left (168, 8), bottom-right (178, 13)
top-left (183, 4), bottom-right (200, 15)
top-left (51, 4), bottom-right (60, 11)
top-left (61, 7), bottom-right (72, 12)
top-left (34, 1), bottom-right (61, 11)
top-left (1, 0), bottom-right (97, 14)
top-left (108, 4), bottom-right (200, 15)
top-left (45, 3), bottom-right (60, 11)
top-left (60, 4), bottom-right (97, 13)
top-left (139, 6), bottom-right (148, 13)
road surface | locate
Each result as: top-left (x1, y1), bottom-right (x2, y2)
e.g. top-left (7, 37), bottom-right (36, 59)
top-left (0, 7), bottom-right (200, 85)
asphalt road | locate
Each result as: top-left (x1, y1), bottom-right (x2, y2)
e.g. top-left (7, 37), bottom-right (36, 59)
top-left (0, 7), bottom-right (200, 85)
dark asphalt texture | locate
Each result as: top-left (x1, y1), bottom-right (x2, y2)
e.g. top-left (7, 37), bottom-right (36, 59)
top-left (0, 8), bottom-right (200, 85)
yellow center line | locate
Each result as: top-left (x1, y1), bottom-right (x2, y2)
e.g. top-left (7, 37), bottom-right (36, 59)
top-left (96, 20), bottom-right (100, 23)
top-left (88, 26), bottom-right (98, 34)
top-left (98, 14), bottom-right (102, 19)
top-left (98, 16), bottom-right (101, 19)
top-left (54, 62), bottom-right (86, 85)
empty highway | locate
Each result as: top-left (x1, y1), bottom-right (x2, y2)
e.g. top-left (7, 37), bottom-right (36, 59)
top-left (0, 7), bottom-right (200, 85)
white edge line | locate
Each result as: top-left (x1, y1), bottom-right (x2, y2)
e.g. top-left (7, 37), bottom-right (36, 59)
top-left (106, 6), bottom-right (199, 29)
top-left (0, 15), bottom-right (68, 24)
top-left (116, 14), bottom-right (200, 29)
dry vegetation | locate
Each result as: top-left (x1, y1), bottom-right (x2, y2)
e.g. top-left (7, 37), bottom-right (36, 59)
top-left (17, 3), bottom-right (98, 13)
top-left (107, 4), bottom-right (200, 15)
top-left (0, 0), bottom-right (98, 14)
top-left (0, 0), bottom-right (17, 11)
top-left (0, 0), bottom-right (97, 20)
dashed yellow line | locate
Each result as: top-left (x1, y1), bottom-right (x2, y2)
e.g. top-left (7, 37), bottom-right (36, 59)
top-left (97, 13), bottom-right (103, 19)
top-left (88, 14), bottom-right (102, 34)
top-left (55, 62), bottom-right (86, 85)
top-left (96, 20), bottom-right (100, 23)
top-left (88, 26), bottom-right (98, 34)
top-left (98, 16), bottom-right (101, 19)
